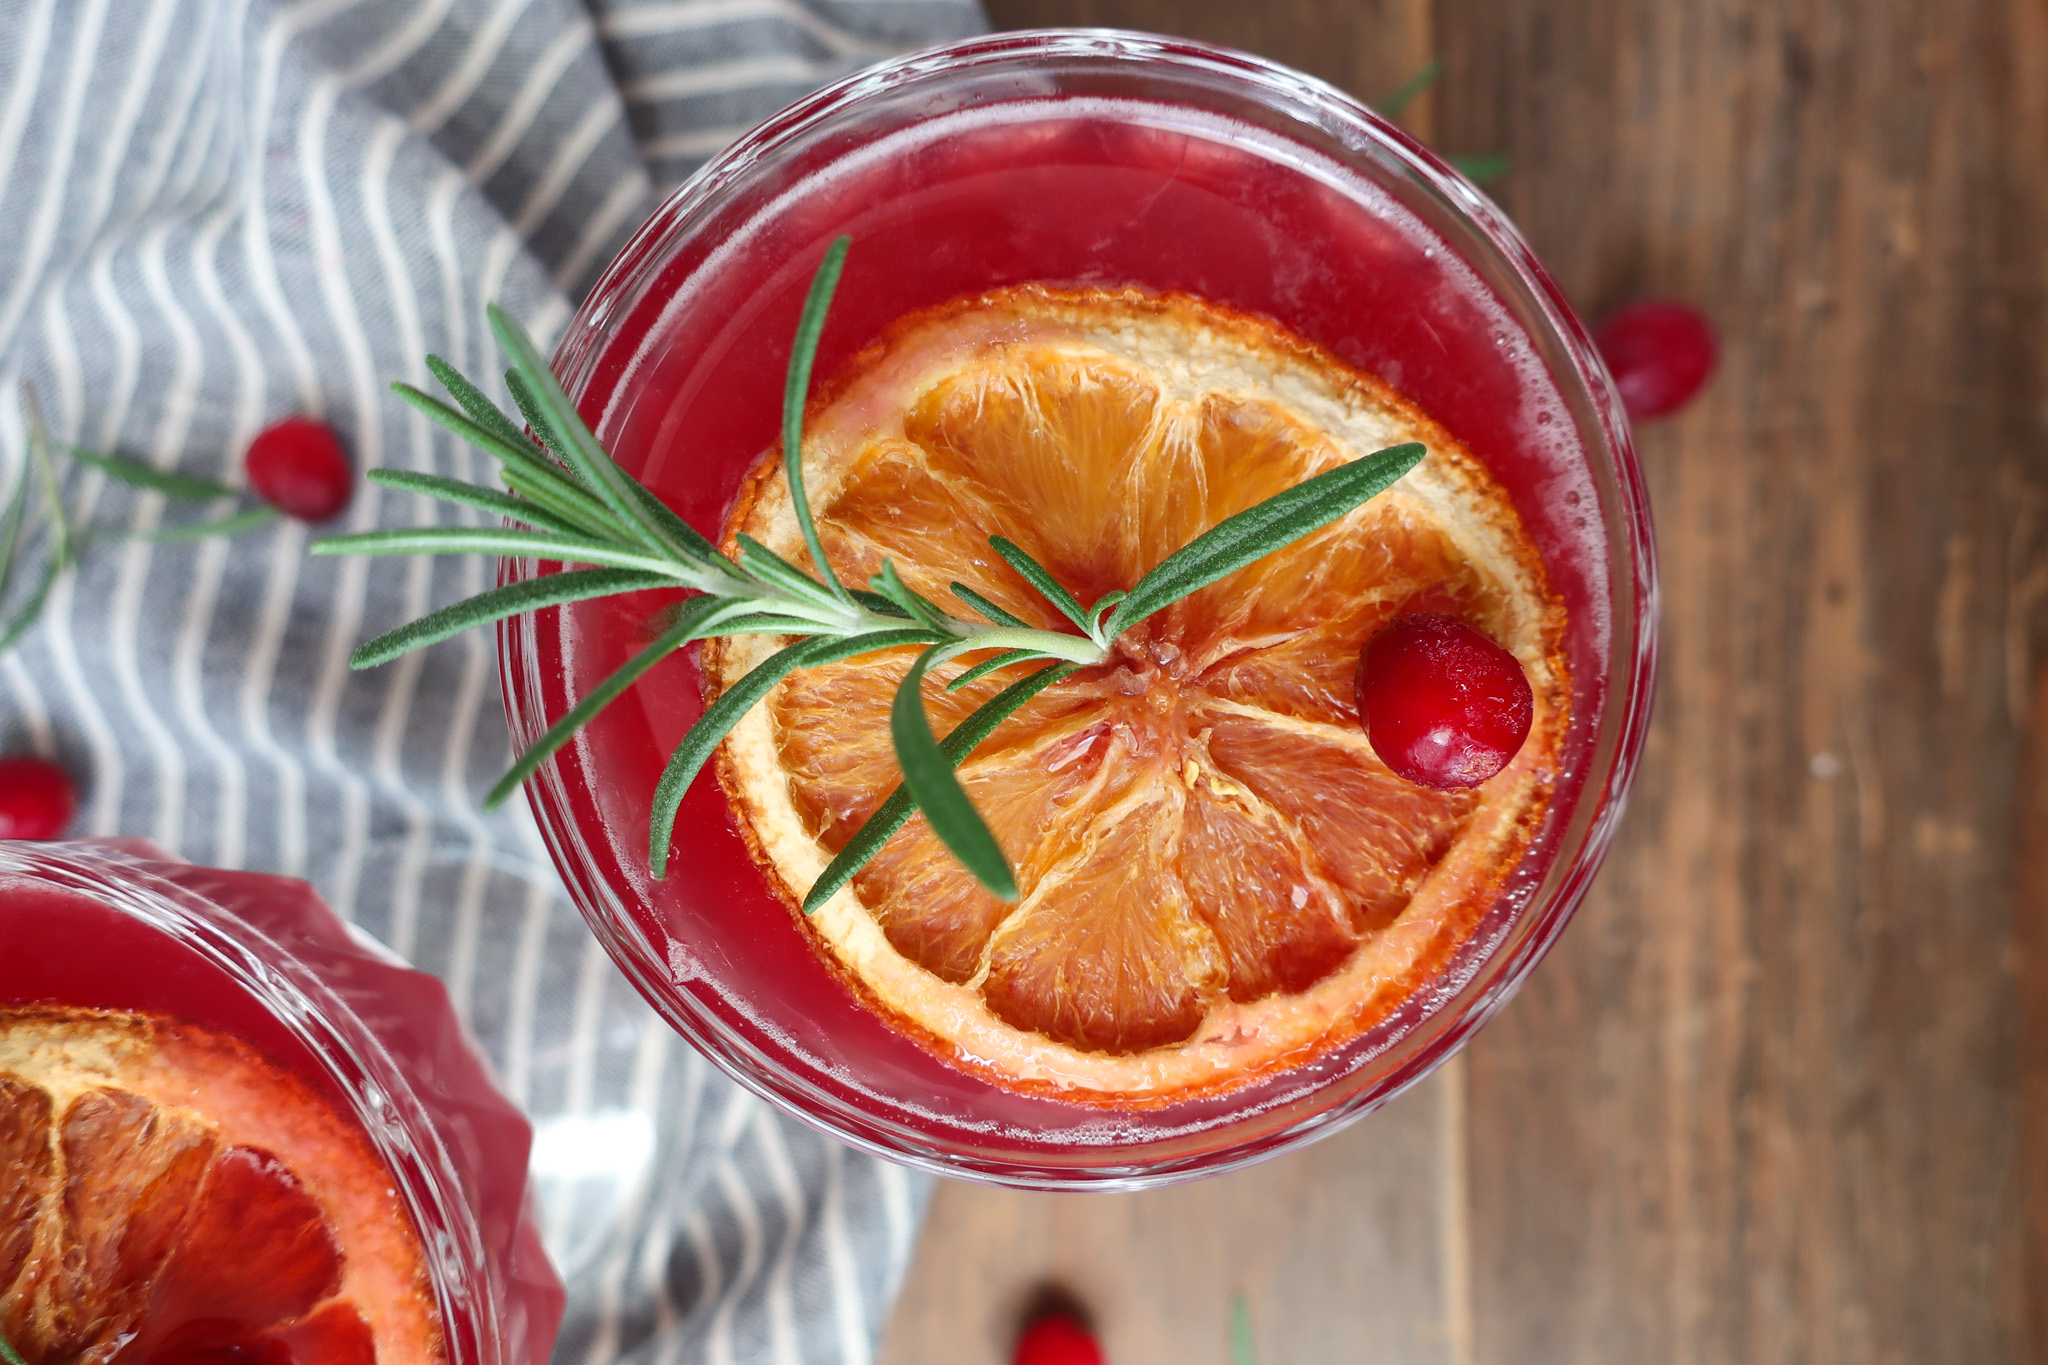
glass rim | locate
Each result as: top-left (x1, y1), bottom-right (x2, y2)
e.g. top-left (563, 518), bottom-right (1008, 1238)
top-left (526, 28), bottom-right (1659, 1189)
top-left (0, 841), bottom-right (509, 1363)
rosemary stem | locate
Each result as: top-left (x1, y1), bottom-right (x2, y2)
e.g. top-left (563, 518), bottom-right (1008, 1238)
top-left (943, 623), bottom-right (1108, 666)
top-left (705, 562), bottom-right (1106, 665)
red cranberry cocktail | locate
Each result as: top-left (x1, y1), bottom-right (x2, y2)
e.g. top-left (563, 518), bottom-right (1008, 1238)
top-left (504, 32), bottom-right (1655, 1187)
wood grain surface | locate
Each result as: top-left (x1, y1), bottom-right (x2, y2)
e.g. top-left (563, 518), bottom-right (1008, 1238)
top-left (881, 1), bottom-right (2048, 1360)
top-left (2022, 664), bottom-right (2048, 1365)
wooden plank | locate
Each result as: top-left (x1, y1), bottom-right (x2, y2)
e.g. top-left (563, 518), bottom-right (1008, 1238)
top-left (884, 1), bottom-right (2048, 1360)
top-left (2023, 664), bottom-right (2048, 1365)
top-left (879, 1065), bottom-right (1466, 1365)
top-left (1438, 0), bottom-right (2048, 1361)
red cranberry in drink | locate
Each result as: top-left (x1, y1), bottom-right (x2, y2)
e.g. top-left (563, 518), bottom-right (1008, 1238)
top-left (1013, 1313), bottom-right (1104, 1365)
top-left (0, 755), bottom-right (77, 839)
top-left (246, 417), bottom-right (354, 522)
top-left (1593, 300), bottom-right (1717, 420)
top-left (1357, 614), bottom-right (1534, 789)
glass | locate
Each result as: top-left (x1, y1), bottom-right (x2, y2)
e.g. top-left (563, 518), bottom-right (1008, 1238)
top-left (501, 30), bottom-right (1657, 1188)
top-left (0, 840), bottom-right (565, 1364)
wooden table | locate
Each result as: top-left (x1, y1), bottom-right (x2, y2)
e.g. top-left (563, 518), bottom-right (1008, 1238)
top-left (878, 2), bottom-right (2048, 1361)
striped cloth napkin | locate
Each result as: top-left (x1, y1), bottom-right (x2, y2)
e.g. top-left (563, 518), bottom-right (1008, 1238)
top-left (0, 1), bottom-right (983, 1362)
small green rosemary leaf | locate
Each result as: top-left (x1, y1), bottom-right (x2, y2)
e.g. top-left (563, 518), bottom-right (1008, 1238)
top-left (367, 468), bottom-right (587, 536)
top-left (425, 354), bottom-right (532, 454)
top-left (488, 304), bottom-right (702, 567)
top-left (0, 552), bottom-right (64, 655)
top-left (648, 626), bottom-right (944, 878)
top-left (1377, 57), bottom-right (1443, 116)
top-left (499, 364), bottom-right (736, 577)
top-left (736, 532), bottom-right (843, 610)
top-left (494, 324), bottom-right (733, 574)
top-left (949, 581), bottom-right (1029, 629)
top-left (0, 1324), bottom-right (28, 1365)
top-left (0, 461), bottom-right (33, 606)
top-left (1230, 1294), bottom-right (1256, 1365)
top-left (869, 560), bottom-right (952, 631)
top-left (502, 367), bottom-right (571, 463)
top-left (849, 586), bottom-right (914, 618)
top-left (781, 236), bottom-right (853, 606)
top-left (0, 385), bottom-right (73, 653)
top-left (311, 526), bottom-right (680, 577)
top-left (484, 593), bottom-right (741, 810)
top-left (1106, 442), bottom-right (1425, 639)
top-left (891, 644), bottom-right (1017, 901)
top-left (108, 505), bottom-right (278, 543)
top-left (22, 386), bottom-right (75, 568)
top-left (392, 379), bottom-right (546, 469)
top-left (803, 661), bottom-right (1077, 911)
top-left (1089, 589), bottom-right (1127, 637)
top-left (497, 460), bottom-right (621, 542)
top-left (989, 535), bottom-right (1091, 634)
top-left (624, 478), bottom-right (731, 572)
top-left (64, 446), bottom-right (236, 502)
top-left (1448, 151), bottom-right (1510, 183)
top-left (945, 648), bottom-right (1046, 692)
top-left (351, 567), bottom-right (673, 668)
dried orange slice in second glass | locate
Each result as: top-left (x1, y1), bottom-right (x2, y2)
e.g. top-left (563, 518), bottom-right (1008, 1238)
top-left (0, 1008), bottom-right (443, 1364)
top-left (712, 287), bottom-right (1569, 1104)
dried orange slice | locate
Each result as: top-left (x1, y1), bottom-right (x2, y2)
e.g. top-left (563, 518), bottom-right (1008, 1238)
top-left (0, 1007), bottom-right (443, 1365)
top-left (712, 287), bottom-right (1568, 1103)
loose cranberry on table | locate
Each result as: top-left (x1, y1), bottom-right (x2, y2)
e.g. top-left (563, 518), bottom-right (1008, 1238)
top-left (0, 755), bottom-right (77, 839)
top-left (1593, 299), bottom-right (1718, 420)
top-left (245, 416), bottom-right (354, 522)
top-left (1357, 613), bottom-right (1534, 790)
top-left (1013, 1313), bottom-right (1104, 1365)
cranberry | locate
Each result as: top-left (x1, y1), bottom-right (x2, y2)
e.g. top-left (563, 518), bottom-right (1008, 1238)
top-left (1592, 300), bottom-right (1718, 420)
top-left (245, 417), bottom-right (353, 522)
top-left (1013, 1313), bottom-right (1103, 1365)
top-left (0, 755), bottom-right (77, 839)
top-left (1357, 614), bottom-right (1533, 789)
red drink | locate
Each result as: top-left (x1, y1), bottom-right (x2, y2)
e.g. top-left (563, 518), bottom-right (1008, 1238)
top-left (507, 33), bottom-right (1654, 1185)
top-left (0, 841), bottom-right (564, 1365)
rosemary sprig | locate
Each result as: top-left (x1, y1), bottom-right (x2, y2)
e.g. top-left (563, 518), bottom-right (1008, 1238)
top-left (0, 385), bottom-right (277, 656)
top-left (0, 1325), bottom-right (25, 1365)
top-left (316, 237), bottom-right (1424, 905)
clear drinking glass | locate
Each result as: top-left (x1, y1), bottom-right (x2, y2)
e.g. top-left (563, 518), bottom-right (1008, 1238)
top-left (500, 30), bottom-right (1657, 1188)
top-left (0, 840), bottom-right (565, 1364)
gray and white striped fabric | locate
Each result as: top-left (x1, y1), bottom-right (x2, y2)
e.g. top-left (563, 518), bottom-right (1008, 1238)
top-left (0, 1), bottom-right (985, 1361)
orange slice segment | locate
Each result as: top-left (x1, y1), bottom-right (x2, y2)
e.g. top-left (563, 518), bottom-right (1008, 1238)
top-left (1175, 760), bottom-right (1358, 1001)
top-left (813, 441), bottom-right (1063, 632)
top-left (903, 349), bottom-right (1157, 601)
top-left (0, 1078), bottom-right (46, 1303)
top-left (713, 286), bottom-right (1569, 1103)
top-left (0, 1008), bottom-right (445, 1365)
top-left (1194, 702), bottom-right (1476, 932)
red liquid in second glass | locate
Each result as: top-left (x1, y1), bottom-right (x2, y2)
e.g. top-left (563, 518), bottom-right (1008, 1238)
top-left (521, 99), bottom-right (1611, 1166)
